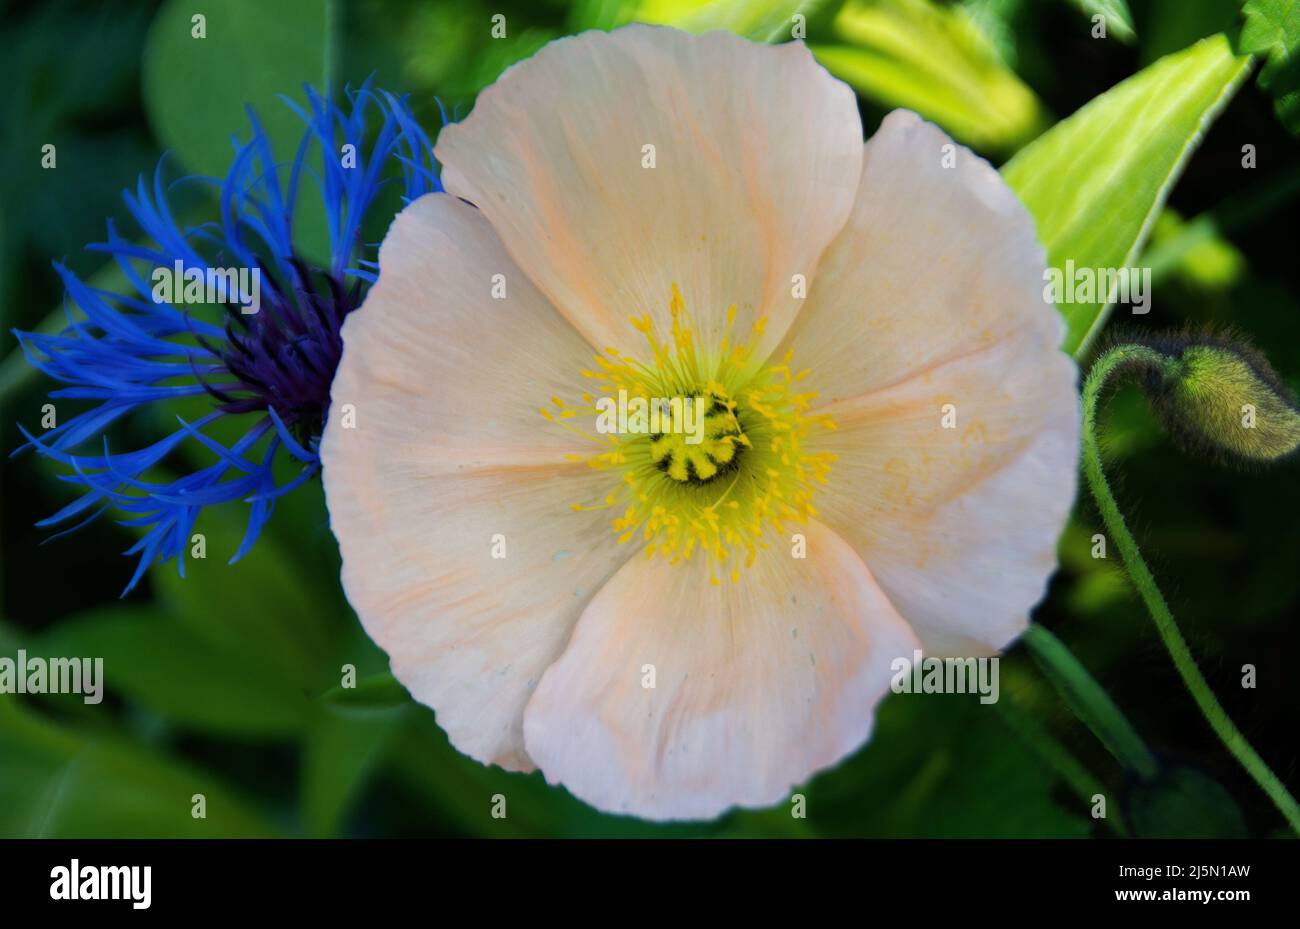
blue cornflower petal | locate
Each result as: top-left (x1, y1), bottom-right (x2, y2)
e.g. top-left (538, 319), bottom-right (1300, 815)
top-left (13, 83), bottom-right (446, 594)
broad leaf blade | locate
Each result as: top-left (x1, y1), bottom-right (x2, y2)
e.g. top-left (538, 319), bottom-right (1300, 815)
top-left (36, 607), bottom-right (311, 737)
top-left (0, 700), bottom-right (279, 838)
top-left (142, 0), bottom-right (329, 179)
top-left (141, 0), bottom-right (335, 263)
top-left (1002, 34), bottom-right (1252, 356)
top-left (318, 671), bottom-right (411, 713)
top-left (812, 0), bottom-right (1047, 152)
top-left (301, 703), bottom-right (403, 837)
top-left (149, 505), bottom-right (343, 693)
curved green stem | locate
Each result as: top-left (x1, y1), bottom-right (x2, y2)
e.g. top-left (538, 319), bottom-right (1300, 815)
top-left (1023, 624), bottom-right (1158, 782)
top-left (1083, 345), bottom-right (1300, 834)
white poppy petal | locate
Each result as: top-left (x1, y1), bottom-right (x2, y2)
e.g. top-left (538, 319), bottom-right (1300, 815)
top-left (786, 111), bottom-right (1078, 654)
top-left (434, 24), bottom-right (863, 356)
top-left (522, 520), bottom-right (920, 820)
top-left (829, 422), bottom-right (1077, 655)
top-left (778, 109), bottom-right (1066, 403)
top-left (321, 193), bottom-right (634, 770)
top-left (326, 193), bottom-right (601, 473)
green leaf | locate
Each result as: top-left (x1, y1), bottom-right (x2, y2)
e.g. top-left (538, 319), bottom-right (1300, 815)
top-left (301, 703), bottom-right (403, 836)
top-left (811, 0), bottom-right (1047, 152)
top-left (568, 0), bottom-right (643, 31)
top-left (1066, 0), bottom-right (1135, 44)
top-left (386, 708), bottom-right (689, 838)
top-left (1022, 625), bottom-right (1158, 780)
top-left (318, 671), bottom-right (411, 713)
top-left (808, 687), bottom-right (1094, 837)
top-left (1002, 33), bottom-right (1252, 356)
top-left (0, 699), bottom-right (279, 837)
top-left (959, 0), bottom-right (1026, 67)
top-left (36, 606), bottom-right (310, 737)
top-left (634, 0), bottom-right (840, 42)
top-left (1242, 0), bottom-right (1300, 135)
top-left (141, 0), bottom-right (339, 264)
top-left (142, 0), bottom-right (330, 179)
top-left (149, 504), bottom-right (343, 692)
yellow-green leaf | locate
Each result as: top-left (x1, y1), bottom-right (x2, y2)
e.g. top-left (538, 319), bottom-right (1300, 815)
top-left (1002, 34), bottom-right (1252, 356)
top-left (811, 0), bottom-right (1047, 152)
top-left (633, 0), bottom-right (836, 42)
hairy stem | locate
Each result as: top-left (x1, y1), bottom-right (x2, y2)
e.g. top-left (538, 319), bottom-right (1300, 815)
top-left (1083, 344), bottom-right (1300, 834)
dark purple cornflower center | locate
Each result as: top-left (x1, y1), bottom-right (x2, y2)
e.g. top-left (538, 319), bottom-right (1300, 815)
top-left (196, 256), bottom-right (361, 447)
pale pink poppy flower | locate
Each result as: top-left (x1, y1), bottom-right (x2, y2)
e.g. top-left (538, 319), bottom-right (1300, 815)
top-left (321, 24), bottom-right (1079, 820)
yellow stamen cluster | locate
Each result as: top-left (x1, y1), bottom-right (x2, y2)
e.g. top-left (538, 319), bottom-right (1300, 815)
top-left (647, 384), bottom-right (744, 482)
top-left (541, 285), bottom-right (836, 584)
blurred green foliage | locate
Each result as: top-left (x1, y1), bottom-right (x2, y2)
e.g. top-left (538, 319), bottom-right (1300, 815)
top-left (1242, 0), bottom-right (1300, 135)
top-left (1, 0), bottom-right (1299, 838)
top-left (1069, 0), bottom-right (1136, 44)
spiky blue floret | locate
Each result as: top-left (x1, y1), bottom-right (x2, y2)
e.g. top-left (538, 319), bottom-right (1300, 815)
top-left (13, 81), bottom-right (443, 593)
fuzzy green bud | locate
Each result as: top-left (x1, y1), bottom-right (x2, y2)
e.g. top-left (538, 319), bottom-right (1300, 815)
top-left (1128, 334), bottom-right (1300, 464)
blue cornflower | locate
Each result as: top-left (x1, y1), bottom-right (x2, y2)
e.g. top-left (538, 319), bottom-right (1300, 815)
top-left (12, 82), bottom-right (442, 593)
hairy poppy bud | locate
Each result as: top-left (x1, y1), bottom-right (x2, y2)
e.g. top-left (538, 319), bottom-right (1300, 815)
top-left (1124, 332), bottom-right (1300, 464)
